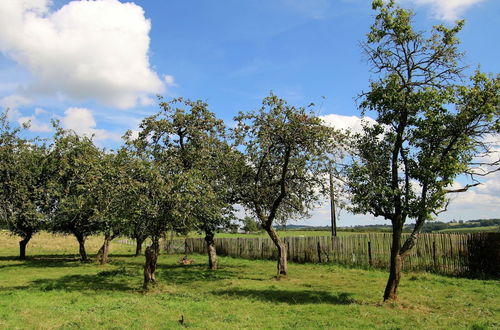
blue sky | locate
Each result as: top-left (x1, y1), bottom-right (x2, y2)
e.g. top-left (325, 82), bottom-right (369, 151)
top-left (1, 0), bottom-right (499, 226)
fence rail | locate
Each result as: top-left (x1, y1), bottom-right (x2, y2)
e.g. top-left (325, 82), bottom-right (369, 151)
top-left (182, 232), bottom-right (499, 277)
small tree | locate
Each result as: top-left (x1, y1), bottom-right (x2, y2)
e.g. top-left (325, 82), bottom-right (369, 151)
top-left (94, 151), bottom-right (131, 264)
top-left (135, 97), bottom-right (239, 270)
top-left (0, 111), bottom-right (50, 259)
top-left (346, 0), bottom-right (500, 301)
top-left (233, 93), bottom-right (340, 275)
top-left (47, 127), bottom-right (104, 261)
top-left (241, 216), bottom-right (259, 233)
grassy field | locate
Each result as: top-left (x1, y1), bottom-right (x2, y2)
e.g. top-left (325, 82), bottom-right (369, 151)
top-left (437, 225), bottom-right (500, 233)
top-left (0, 232), bottom-right (499, 329)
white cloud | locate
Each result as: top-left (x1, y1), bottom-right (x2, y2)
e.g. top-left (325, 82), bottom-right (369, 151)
top-left (403, 0), bottom-right (487, 21)
top-left (0, 94), bottom-right (31, 109)
top-left (17, 107), bottom-right (52, 132)
top-left (0, 0), bottom-right (166, 108)
top-left (62, 107), bottom-right (120, 141)
top-left (163, 74), bottom-right (177, 87)
top-left (320, 113), bottom-right (377, 134)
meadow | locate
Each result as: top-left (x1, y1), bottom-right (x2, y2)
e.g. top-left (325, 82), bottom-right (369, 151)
top-left (0, 231), bottom-right (499, 329)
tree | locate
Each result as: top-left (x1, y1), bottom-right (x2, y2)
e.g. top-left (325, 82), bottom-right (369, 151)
top-left (241, 216), bottom-right (260, 233)
top-left (125, 131), bottom-right (208, 288)
top-left (94, 151), bottom-right (131, 264)
top-left (135, 97), bottom-right (239, 270)
top-left (346, 0), bottom-right (500, 301)
top-left (233, 93), bottom-right (340, 275)
top-left (0, 111), bottom-right (50, 259)
top-left (47, 127), bottom-right (104, 262)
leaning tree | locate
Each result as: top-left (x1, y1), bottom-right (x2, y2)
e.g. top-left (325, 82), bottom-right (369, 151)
top-left (233, 93), bottom-right (341, 275)
top-left (346, 0), bottom-right (500, 301)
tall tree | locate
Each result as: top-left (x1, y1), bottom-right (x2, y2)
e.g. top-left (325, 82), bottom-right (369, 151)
top-left (135, 97), bottom-right (239, 270)
top-left (233, 93), bottom-right (340, 275)
top-left (0, 111), bottom-right (50, 259)
top-left (347, 0), bottom-right (500, 301)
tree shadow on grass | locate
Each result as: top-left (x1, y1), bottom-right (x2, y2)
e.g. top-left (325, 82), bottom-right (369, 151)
top-left (156, 263), bottom-right (237, 285)
top-left (0, 255), bottom-right (84, 269)
top-left (0, 267), bottom-right (140, 293)
top-left (0, 253), bottom-right (142, 269)
top-left (212, 288), bottom-right (356, 305)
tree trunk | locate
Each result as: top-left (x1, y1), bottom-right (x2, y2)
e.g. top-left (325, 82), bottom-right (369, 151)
top-left (205, 231), bottom-right (218, 270)
top-left (19, 231), bottom-right (33, 260)
top-left (384, 227), bottom-right (403, 301)
top-left (143, 238), bottom-right (159, 289)
top-left (96, 235), bottom-right (112, 265)
top-left (135, 237), bottom-right (144, 257)
top-left (75, 233), bottom-right (88, 262)
top-left (264, 225), bottom-right (288, 276)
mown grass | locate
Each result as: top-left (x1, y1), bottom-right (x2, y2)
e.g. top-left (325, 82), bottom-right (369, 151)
top-left (0, 231), bottom-right (499, 329)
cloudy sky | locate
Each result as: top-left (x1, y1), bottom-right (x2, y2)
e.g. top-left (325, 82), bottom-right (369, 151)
top-left (0, 0), bottom-right (498, 226)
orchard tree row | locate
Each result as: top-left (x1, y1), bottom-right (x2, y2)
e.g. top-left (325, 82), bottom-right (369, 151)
top-left (1, 1), bottom-right (498, 301)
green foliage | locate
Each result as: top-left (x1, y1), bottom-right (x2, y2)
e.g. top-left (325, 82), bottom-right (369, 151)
top-left (347, 1), bottom-right (500, 232)
top-left (131, 97), bottom-right (240, 237)
top-left (0, 110), bottom-right (50, 245)
top-left (47, 126), bottom-right (105, 239)
top-left (241, 216), bottom-right (260, 232)
top-left (233, 93), bottom-right (341, 226)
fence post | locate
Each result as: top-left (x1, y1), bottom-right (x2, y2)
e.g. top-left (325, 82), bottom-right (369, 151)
top-left (368, 241), bottom-right (373, 267)
top-left (317, 241), bottom-right (322, 263)
top-left (432, 240), bottom-right (437, 271)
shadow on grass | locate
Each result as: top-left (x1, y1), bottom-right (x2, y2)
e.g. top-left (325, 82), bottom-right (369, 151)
top-left (29, 272), bottom-right (137, 292)
top-left (157, 263), bottom-right (237, 285)
top-left (0, 254), bottom-right (141, 269)
top-left (0, 266), bottom-right (141, 293)
top-left (212, 288), bottom-right (356, 305)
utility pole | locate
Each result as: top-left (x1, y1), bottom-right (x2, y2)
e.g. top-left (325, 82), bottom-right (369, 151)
top-left (330, 172), bottom-right (337, 237)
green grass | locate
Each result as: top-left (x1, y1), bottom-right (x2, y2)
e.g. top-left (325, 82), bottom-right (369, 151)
top-left (1, 232), bottom-right (499, 329)
top-left (437, 225), bottom-right (500, 233)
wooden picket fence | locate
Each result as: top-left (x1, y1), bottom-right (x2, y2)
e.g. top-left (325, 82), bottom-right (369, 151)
top-left (183, 232), bottom-right (499, 277)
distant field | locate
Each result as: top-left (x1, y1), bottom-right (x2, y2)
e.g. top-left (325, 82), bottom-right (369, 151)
top-left (437, 225), bottom-right (499, 233)
top-left (0, 232), bottom-right (499, 329)
top-left (200, 230), bottom-right (353, 239)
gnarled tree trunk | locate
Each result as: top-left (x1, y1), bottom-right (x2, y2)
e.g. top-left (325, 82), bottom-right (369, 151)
top-left (143, 238), bottom-right (159, 289)
top-left (19, 231), bottom-right (33, 260)
top-left (264, 225), bottom-right (287, 276)
top-left (384, 219), bottom-right (425, 301)
top-left (74, 232), bottom-right (88, 262)
top-left (96, 233), bottom-right (115, 265)
top-left (205, 231), bottom-right (218, 270)
top-left (384, 225), bottom-right (403, 301)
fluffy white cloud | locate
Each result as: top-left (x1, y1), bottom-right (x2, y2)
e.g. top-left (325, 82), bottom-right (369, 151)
top-left (0, 0), bottom-right (165, 108)
top-left (62, 107), bottom-right (120, 141)
top-left (320, 113), bottom-right (376, 134)
top-left (403, 0), bottom-right (487, 21)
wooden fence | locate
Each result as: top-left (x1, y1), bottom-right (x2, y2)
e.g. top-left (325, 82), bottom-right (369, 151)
top-left (183, 232), bottom-right (499, 277)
